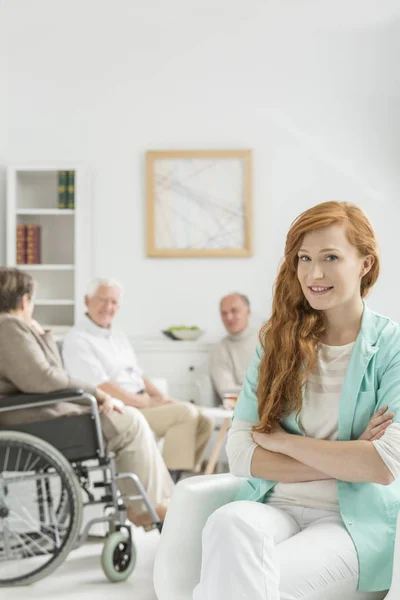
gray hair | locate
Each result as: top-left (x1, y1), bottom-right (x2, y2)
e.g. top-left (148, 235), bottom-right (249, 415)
top-left (0, 268), bottom-right (36, 313)
top-left (86, 277), bottom-right (124, 299)
top-left (221, 292), bottom-right (251, 307)
top-left (235, 293), bottom-right (250, 307)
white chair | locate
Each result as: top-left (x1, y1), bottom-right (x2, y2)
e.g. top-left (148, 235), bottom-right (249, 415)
top-left (386, 509), bottom-right (400, 599)
top-left (153, 474), bottom-right (244, 600)
top-left (154, 474), bottom-right (400, 600)
top-left (194, 373), bottom-right (220, 407)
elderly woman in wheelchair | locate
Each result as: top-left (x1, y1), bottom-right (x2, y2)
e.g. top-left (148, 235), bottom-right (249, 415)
top-left (0, 268), bottom-right (174, 586)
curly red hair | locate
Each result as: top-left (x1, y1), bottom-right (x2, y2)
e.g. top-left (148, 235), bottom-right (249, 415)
top-left (254, 201), bottom-right (380, 434)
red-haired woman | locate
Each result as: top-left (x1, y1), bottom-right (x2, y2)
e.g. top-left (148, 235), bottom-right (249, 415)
top-left (194, 202), bottom-right (400, 600)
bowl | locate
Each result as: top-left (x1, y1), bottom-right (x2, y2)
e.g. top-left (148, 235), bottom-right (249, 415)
top-left (162, 329), bottom-right (204, 341)
top-left (162, 330), bottom-right (179, 340)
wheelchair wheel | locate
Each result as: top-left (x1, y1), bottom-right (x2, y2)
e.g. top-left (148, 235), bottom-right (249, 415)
top-left (0, 430), bottom-right (83, 586)
top-left (101, 531), bottom-right (136, 582)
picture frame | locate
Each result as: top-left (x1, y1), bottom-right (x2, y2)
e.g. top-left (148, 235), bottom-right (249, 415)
top-left (146, 149), bottom-right (253, 257)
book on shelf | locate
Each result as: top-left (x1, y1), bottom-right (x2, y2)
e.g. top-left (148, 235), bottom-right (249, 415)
top-left (26, 224), bottom-right (41, 264)
top-left (66, 170), bottom-right (75, 209)
top-left (57, 171), bottom-right (68, 209)
top-left (16, 224), bottom-right (27, 264)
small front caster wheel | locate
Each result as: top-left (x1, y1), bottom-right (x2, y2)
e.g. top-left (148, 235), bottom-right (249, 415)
top-left (101, 531), bottom-right (136, 582)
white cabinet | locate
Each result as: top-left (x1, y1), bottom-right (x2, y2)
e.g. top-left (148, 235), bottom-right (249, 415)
top-left (130, 337), bottom-right (218, 405)
top-left (6, 165), bottom-right (92, 332)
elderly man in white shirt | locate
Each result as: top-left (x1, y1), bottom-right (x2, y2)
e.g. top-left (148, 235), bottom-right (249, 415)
top-left (62, 278), bottom-right (213, 479)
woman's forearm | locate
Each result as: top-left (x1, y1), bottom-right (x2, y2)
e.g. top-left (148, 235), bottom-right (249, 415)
top-left (250, 446), bottom-right (333, 483)
top-left (281, 436), bottom-right (393, 485)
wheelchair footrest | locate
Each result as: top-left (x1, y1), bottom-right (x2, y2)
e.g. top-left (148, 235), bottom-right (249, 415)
top-left (101, 495), bottom-right (113, 503)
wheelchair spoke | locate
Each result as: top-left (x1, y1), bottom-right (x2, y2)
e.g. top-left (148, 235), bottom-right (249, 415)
top-left (25, 454), bottom-right (42, 472)
top-left (23, 451), bottom-right (33, 472)
top-left (0, 431), bottom-right (83, 585)
top-left (0, 528), bottom-right (50, 580)
top-left (8, 529), bottom-right (37, 558)
top-left (9, 508), bottom-right (57, 549)
top-left (14, 448), bottom-right (22, 472)
top-left (2, 447), bottom-right (9, 472)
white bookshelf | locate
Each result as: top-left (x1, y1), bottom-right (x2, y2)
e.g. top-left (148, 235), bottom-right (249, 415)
top-left (17, 209), bottom-right (75, 216)
top-left (6, 165), bottom-right (93, 331)
top-left (25, 264), bottom-right (75, 271)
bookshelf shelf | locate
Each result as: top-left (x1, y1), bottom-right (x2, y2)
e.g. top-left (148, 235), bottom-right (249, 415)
top-left (23, 264), bottom-right (75, 271)
top-left (7, 164), bottom-right (93, 332)
top-left (17, 209), bottom-right (75, 216)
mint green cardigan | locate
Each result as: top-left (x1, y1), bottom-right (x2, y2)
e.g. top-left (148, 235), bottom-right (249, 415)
top-left (233, 305), bottom-right (400, 592)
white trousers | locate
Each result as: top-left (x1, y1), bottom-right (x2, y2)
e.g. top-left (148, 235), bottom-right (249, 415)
top-left (193, 501), bottom-right (388, 600)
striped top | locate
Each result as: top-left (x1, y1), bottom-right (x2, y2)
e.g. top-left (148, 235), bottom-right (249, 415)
top-left (267, 342), bottom-right (355, 511)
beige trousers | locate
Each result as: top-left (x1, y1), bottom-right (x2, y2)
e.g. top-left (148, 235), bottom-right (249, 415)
top-left (140, 401), bottom-right (214, 471)
top-left (101, 407), bottom-right (174, 515)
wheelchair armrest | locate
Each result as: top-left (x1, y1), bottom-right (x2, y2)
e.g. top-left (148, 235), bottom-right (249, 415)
top-left (0, 388), bottom-right (85, 410)
top-left (0, 389), bottom-right (106, 457)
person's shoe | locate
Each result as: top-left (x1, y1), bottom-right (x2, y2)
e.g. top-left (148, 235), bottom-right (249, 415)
top-left (169, 469), bottom-right (184, 483)
top-left (127, 503), bottom-right (168, 531)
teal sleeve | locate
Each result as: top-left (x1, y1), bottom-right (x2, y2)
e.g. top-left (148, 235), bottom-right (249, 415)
top-left (233, 344), bottom-right (262, 424)
top-left (377, 350), bottom-right (400, 424)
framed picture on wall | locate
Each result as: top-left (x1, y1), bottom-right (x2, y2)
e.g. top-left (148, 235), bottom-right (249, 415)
top-left (146, 149), bottom-right (253, 257)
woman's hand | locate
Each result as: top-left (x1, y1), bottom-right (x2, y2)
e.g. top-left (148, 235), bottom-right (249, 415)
top-left (29, 319), bottom-right (46, 336)
top-left (251, 407), bottom-right (394, 455)
top-left (95, 388), bottom-right (123, 414)
top-left (359, 406), bottom-right (395, 442)
top-left (252, 422), bottom-right (291, 453)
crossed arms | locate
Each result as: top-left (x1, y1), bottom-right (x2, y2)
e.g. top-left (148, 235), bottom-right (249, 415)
top-left (227, 411), bottom-right (396, 486)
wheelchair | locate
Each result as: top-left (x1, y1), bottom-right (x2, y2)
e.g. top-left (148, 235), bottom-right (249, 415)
top-left (0, 388), bottom-right (162, 586)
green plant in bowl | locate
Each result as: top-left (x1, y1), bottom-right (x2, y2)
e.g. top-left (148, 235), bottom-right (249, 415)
top-left (163, 326), bottom-right (204, 340)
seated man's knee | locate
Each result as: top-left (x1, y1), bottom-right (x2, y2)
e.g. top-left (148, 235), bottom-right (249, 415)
top-left (176, 403), bottom-right (212, 431)
top-left (175, 401), bottom-right (198, 422)
top-left (124, 405), bottom-right (154, 432)
top-left (200, 412), bottom-right (214, 433)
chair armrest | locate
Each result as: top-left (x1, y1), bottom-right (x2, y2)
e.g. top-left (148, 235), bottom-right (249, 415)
top-left (154, 473), bottom-right (245, 600)
top-left (194, 373), bottom-right (220, 407)
top-left (0, 388), bottom-right (85, 411)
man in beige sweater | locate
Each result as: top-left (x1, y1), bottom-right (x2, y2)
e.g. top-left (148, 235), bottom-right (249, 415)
top-left (0, 268), bottom-right (174, 529)
top-left (210, 293), bottom-right (259, 402)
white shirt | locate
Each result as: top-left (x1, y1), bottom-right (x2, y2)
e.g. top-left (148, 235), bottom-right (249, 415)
top-left (62, 315), bottom-right (145, 393)
top-left (227, 342), bottom-right (400, 512)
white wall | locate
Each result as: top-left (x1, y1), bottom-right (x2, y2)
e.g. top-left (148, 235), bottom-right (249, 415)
top-left (2, 0), bottom-right (400, 336)
top-left (0, 2), bottom-right (7, 262)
